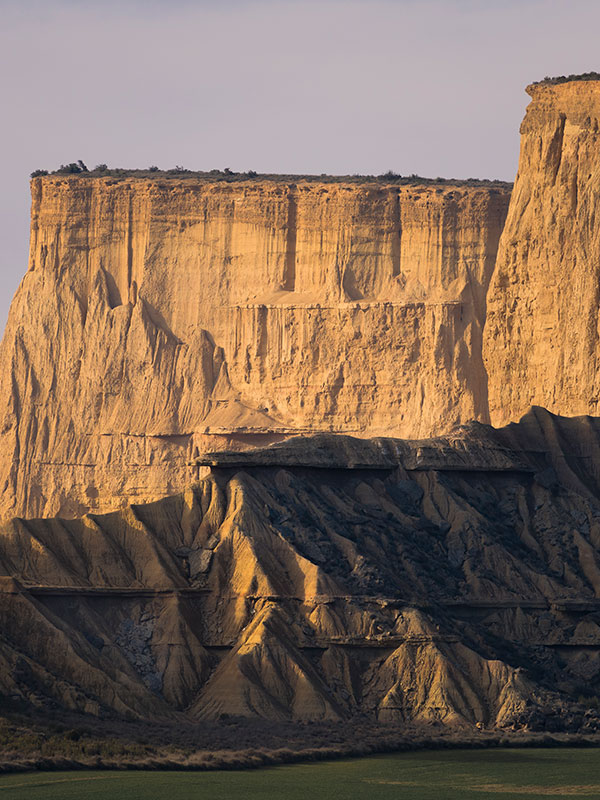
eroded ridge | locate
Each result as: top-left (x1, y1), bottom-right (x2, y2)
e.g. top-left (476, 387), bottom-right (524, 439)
top-left (2, 409), bottom-right (600, 732)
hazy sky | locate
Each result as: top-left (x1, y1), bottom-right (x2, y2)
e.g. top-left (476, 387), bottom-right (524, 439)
top-left (1, 0), bottom-right (599, 330)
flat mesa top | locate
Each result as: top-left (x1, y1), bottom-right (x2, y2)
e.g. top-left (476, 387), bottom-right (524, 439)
top-left (530, 72), bottom-right (600, 86)
top-left (30, 170), bottom-right (513, 190)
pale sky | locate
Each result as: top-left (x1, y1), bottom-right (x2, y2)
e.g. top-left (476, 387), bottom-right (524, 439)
top-left (1, 0), bottom-right (599, 330)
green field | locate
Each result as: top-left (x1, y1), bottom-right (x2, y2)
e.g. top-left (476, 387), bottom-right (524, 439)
top-left (1, 748), bottom-right (599, 799)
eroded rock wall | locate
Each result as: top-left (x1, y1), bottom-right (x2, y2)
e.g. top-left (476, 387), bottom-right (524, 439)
top-left (0, 177), bottom-right (509, 517)
top-left (484, 81), bottom-right (600, 424)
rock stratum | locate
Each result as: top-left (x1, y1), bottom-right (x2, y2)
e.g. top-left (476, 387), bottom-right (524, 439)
top-left (4, 408), bottom-right (600, 729)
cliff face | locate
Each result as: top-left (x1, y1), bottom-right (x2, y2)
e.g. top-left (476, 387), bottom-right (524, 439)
top-left (0, 177), bottom-right (509, 518)
top-left (484, 81), bottom-right (600, 424)
top-left (5, 80), bottom-right (600, 520)
top-left (3, 411), bottom-right (600, 728)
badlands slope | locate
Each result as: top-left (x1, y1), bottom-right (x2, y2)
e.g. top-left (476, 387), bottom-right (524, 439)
top-left (3, 408), bottom-right (600, 728)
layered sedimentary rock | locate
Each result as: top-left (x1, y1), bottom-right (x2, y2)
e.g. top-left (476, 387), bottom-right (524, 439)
top-left (3, 409), bottom-right (600, 729)
top-left (484, 80), bottom-right (600, 424)
top-left (0, 177), bottom-right (509, 518)
top-left (5, 79), bottom-right (600, 520)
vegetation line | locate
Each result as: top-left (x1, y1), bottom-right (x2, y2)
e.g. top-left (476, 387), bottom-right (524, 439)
top-left (531, 71), bottom-right (600, 86)
top-left (2, 732), bottom-right (600, 777)
top-left (29, 162), bottom-right (512, 189)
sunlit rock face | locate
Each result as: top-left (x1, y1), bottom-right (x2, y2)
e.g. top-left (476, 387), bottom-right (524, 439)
top-left (484, 80), bottom-right (600, 425)
top-left (0, 176), bottom-right (508, 518)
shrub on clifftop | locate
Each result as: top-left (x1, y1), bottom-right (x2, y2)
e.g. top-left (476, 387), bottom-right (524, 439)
top-left (56, 161), bottom-right (88, 174)
top-left (534, 71), bottom-right (600, 85)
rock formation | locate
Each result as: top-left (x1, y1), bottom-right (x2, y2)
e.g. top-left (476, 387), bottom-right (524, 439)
top-left (484, 80), bottom-right (600, 424)
top-left (3, 409), bottom-right (600, 728)
top-left (3, 81), bottom-right (600, 521)
top-left (4, 77), bottom-right (600, 733)
top-left (0, 177), bottom-right (509, 518)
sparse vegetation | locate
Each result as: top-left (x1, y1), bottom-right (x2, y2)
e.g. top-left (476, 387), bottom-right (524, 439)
top-left (1, 709), bottom-right (599, 777)
top-left (533, 71), bottom-right (600, 86)
top-left (28, 164), bottom-right (512, 189)
top-left (55, 160), bottom-right (88, 175)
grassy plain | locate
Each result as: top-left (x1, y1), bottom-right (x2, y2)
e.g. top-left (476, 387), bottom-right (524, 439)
top-left (1, 748), bottom-right (600, 800)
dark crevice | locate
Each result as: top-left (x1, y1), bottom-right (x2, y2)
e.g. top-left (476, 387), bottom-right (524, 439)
top-left (127, 192), bottom-right (134, 289)
top-left (283, 186), bottom-right (297, 291)
top-left (391, 190), bottom-right (402, 278)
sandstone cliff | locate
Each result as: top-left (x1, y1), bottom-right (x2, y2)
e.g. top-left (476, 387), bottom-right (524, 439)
top-left (3, 410), bottom-right (600, 728)
top-left (0, 177), bottom-right (509, 518)
top-left (484, 80), bottom-right (600, 424)
top-left (5, 79), bottom-right (600, 519)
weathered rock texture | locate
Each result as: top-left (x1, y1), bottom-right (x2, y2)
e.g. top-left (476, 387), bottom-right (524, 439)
top-left (3, 409), bottom-right (600, 729)
top-left (0, 176), bottom-right (509, 518)
top-left (484, 80), bottom-right (600, 423)
top-left (5, 79), bottom-right (600, 519)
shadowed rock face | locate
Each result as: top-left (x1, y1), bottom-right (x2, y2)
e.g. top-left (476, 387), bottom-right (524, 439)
top-left (0, 178), bottom-right (509, 518)
top-left (3, 410), bottom-right (600, 729)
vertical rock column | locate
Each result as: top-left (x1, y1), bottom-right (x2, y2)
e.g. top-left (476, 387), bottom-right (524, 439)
top-left (484, 80), bottom-right (600, 425)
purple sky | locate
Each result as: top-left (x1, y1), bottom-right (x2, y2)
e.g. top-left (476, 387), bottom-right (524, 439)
top-left (2, 0), bottom-right (600, 330)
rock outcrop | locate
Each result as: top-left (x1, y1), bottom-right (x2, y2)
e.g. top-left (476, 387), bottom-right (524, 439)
top-left (4, 79), bottom-right (600, 520)
top-left (484, 80), bottom-right (600, 424)
top-left (5, 78), bottom-right (600, 733)
top-left (0, 177), bottom-right (509, 518)
top-left (3, 409), bottom-right (600, 728)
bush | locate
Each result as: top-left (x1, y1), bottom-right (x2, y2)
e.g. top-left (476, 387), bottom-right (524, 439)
top-left (28, 163), bottom-right (512, 189)
top-left (56, 162), bottom-right (83, 174)
top-left (30, 169), bottom-right (48, 178)
top-left (534, 71), bottom-right (600, 86)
